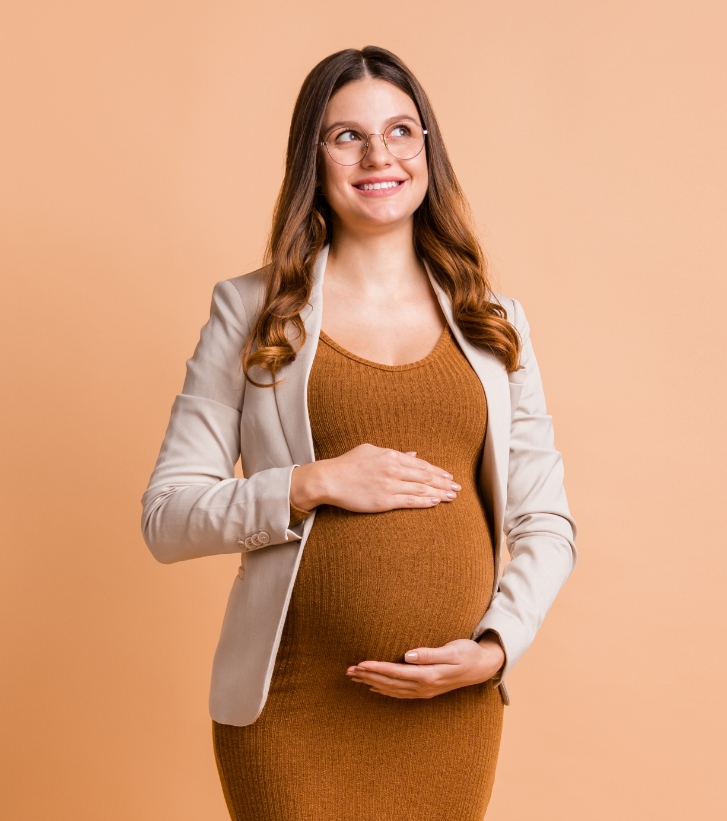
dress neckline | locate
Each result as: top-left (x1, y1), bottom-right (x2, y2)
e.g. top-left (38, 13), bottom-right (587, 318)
top-left (317, 325), bottom-right (451, 372)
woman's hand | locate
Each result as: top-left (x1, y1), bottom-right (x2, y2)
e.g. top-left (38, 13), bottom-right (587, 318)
top-left (345, 635), bottom-right (505, 699)
top-left (289, 444), bottom-right (461, 513)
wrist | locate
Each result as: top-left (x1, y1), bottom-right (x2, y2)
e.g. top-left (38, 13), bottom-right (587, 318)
top-left (290, 461), bottom-right (329, 510)
top-left (475, 633), bottom-right (506, 682)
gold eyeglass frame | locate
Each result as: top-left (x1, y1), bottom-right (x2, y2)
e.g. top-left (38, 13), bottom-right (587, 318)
top-left (319, 123), bottom-right (428, 166)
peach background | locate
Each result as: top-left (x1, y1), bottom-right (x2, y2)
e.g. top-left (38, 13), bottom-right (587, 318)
top-left (2, 1), bottom-right (726, 818)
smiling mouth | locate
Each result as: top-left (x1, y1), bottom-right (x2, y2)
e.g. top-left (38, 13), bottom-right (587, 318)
top-left (353, 180), bottom-right (404, 191)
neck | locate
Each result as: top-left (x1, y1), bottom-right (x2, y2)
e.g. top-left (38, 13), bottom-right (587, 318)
top-left (326, 219), bottom-right (426, 300)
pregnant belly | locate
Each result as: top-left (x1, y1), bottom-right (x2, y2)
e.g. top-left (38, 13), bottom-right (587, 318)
top-left (285, 492), bottom-right (495, 666)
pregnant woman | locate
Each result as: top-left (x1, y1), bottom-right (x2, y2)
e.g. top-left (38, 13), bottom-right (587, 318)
top-left (141, 46), bottom-right (577, 820)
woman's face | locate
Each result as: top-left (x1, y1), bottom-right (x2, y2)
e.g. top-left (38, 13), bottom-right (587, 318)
top-left (318, 78), bottom-right (429, 235)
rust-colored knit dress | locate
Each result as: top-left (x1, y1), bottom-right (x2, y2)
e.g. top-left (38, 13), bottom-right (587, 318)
top-left (213, 326), bottom-right (504, 820)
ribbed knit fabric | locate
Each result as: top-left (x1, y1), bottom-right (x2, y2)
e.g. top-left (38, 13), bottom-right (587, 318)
top-left (213, 326), bottom-right (503, 820)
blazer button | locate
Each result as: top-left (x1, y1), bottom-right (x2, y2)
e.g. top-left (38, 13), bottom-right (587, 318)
top-left (258, 531), bottom-right (270, 545)
top-left (251, 533), bottom-right (261, 547)
top-left (244, 536), bottom-right (254, 550)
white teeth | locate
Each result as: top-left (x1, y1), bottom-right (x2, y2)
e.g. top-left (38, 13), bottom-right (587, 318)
top-left (358, 181), bottom-right (401, 190)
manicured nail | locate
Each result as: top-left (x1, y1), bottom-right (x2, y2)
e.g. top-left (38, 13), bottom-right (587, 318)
top-left (451, 483), bottom-right (461, 491)
top-left (430, 498), bottom-right (440, 505)
top-left (442, 471), bottom-right (453, 479)
top-left (405, 651), bottom-right (418, 661)
top-left (446, 491), bottom-right (456, 500)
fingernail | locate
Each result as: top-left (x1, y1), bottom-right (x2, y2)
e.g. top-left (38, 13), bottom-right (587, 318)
top-left (451, 483), bottom-right (461, 491)
top-left (446, 491), bottom-right (456, 500)
top-left (442, 471), bottom-right (453, 479)
top-left (430, 498), bottom-right (440, 505)
top-left (405, 651), bottom-right (418, 661)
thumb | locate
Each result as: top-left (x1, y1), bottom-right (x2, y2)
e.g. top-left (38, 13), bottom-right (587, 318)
top-left (404, 646), bottom-right (452, 665)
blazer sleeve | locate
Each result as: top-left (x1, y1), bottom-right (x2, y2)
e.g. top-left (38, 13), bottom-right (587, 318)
top-left (140, 280), bottom-right (301, 564)
top-left (476, 298), bottom-right (577, 681)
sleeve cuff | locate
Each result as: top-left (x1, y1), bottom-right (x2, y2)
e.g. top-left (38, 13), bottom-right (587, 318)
top-left (289, 502), bottom-right (313, 527)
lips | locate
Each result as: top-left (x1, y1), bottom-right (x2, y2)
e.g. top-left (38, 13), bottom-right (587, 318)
top-left (354, 180), bottom-right (403, 191)
top-left (351, 177), bottom-right (407, 196)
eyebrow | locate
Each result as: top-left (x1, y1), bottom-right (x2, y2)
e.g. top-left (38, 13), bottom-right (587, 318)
top-left (322, 114), bottom-right (421, 135)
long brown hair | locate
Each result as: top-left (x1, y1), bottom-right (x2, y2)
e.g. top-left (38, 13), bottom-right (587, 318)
top-left (242, 46), bottom-right (520, 385)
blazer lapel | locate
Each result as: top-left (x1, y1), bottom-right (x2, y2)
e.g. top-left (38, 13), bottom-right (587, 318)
top-left (274, 245), bottom-right (329, 467)
top-left (425, 267), bottom-right (510, 548)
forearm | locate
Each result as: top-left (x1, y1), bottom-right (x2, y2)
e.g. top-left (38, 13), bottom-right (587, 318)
top-left (474, 528), bottom-right (575, 678)
top-left (142, 465), bottom-right (300, 563)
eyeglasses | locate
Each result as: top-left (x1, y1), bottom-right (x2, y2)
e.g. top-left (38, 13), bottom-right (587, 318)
top-left (320, 121), bottom-right (428, 166)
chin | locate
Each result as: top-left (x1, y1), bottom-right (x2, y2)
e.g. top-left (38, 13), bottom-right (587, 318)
top-left (354, 202), bottom-right (416, 228)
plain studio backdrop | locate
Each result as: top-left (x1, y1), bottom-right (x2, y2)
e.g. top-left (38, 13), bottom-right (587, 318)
top-left (1, 2), bottom-right (725, 819)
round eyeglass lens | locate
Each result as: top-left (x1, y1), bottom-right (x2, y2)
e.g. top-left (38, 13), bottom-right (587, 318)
top-left (325, 127), bottom-right (369, 166)
top-left (383, 122), bottom-right (426, 160)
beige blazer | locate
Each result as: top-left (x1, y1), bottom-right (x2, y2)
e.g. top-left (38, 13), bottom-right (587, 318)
top-left (141, 245), bottom-right (577, 727)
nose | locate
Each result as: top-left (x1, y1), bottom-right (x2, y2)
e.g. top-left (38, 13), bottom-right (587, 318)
top-left (362, 132), bottom-right (391, 167)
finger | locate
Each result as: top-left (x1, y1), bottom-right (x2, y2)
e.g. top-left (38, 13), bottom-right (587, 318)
top-left (392, 481), bottom-right (457, 504)
top-left (393, 480), bottom-right (449, 499)
top-left (353, 662), bottom-right (425, 681)
top-left (404, 646), bottom-right (460, 665)
top-left (347, 672), bottom-right (422, 690)
top-left (397, 452), bottom-right (453, 480)
top-left (354, 669), bottom-right (420, 691)
top-left (397, 468), bottom-right (461, 493)
top-left (349, 675), bottom-right (411, 695)
top-left (392, 493), bottom-right (442, 509)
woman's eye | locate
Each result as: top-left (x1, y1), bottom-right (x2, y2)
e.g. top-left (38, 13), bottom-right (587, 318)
top-left (389, 125), bottom-right (411, 138)
top-left (335, 130), bottom-right (363, 143)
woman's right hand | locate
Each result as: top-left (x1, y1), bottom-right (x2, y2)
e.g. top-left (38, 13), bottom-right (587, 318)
top-left (289, 444), bottom-right (460, 514)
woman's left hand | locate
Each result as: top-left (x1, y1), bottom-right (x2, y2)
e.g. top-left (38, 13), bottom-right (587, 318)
top-left (346, 636), bottom-right (505, 699)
